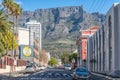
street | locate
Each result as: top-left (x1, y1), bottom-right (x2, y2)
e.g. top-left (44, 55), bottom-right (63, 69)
top-left (16, 68), bottom-right (73, 80)
top-left (0, 68), bottom-right (113, 80)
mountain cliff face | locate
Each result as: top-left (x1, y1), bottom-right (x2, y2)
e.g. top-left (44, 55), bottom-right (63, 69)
top-left (18, 6), bottom-right (105, 41)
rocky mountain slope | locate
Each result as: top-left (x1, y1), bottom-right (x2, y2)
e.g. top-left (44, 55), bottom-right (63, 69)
top-left (18, 6), bottom-right (105, 40)
top-left (18, 6), bottom-right (105, 55)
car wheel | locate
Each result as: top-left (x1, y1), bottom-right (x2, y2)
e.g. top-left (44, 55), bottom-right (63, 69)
top-left (86, 78), bottom-right (90, 80)
top-left (72, 78), bottom-right (76, 80)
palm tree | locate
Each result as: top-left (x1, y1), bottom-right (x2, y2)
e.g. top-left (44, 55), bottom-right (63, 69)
top-left (2, 0), bottom-right (14, 14)
top-left (0, 8), bottom-right (13, 57)
top-left (1, 30), bottom-right (18, 55)
top-left (12, 3), bottom-right (22, 38)
top-left (3, 0), bottom-right (22, 57)
top-left (10, 3), bottom-right (22, 57)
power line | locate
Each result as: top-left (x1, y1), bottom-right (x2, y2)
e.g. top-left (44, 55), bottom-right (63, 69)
top-left (98, 0), bottom-right (108, 13)
top-left (94, 0), bottom-right (103, 12)
top-left (88, 0), bottom-right (99, 13)
top-left (94, 0), bottom-right (105, 13)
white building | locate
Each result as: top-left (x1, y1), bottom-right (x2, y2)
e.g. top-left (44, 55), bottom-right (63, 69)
top-left (26, 19), bottom-right (42, 50)
top-left (25, 19), bottom-right (42, 64)
top-left (46, 52), bottom-right (51, 61)
top-left (87, 3), bottom-right (120, 77)
top-left (18, 28), bottom-right (29, 45)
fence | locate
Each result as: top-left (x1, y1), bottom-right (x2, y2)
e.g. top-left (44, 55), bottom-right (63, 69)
top-left (0, 56), bottom-right (26, 69)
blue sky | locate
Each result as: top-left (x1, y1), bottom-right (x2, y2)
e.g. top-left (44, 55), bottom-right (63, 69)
top-left (1, 0), bottom-right (120, 14)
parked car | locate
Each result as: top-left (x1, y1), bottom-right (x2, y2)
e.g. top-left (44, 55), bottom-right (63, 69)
top-left (47, 65), bottom-right (53, 68)
top-left (73, 67), bottom-right (90, 80)
top-left (34, 64), bottom-right (41, 71)
top-left (64, 64), bottom-right (71, 70)
top-left (39, 65), bottom-right (46, 70)
top-left (25, 65), bottom-right (36, 73)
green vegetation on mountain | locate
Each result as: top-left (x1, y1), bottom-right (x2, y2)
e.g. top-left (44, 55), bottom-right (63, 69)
top-left (18, 6), bottom-right (105, 56)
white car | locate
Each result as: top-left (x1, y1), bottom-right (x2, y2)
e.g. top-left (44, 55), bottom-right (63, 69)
top-left (64, 65), bottom-right (71, 70)
top-left (39, 65), bottom-right (46, 70)
top-left (25, 65), bottom-right (36, 73)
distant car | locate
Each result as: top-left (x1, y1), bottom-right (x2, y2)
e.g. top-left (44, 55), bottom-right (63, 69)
top-left (47, 65), bottom-right (53, 68)
top-left (25, 65), bottom-right (36, 73)
top-left (64, 65), bottom-right (71, 70)
top-left (58, 65), bottom-right (64, 69)
top-left (34, 64), bottom-right (41, 71)
top-left (73, 67), bottom-right (90, 80)
top-left (39, 65), bottom-right (46, 70)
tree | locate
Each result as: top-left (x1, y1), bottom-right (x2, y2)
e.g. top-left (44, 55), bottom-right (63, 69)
top-left (69, 53), bottom-right (77, 63)
top-left (39, 49), bottom-right (49, 65)
top-left (11, 2), bottom-right (22, 57)
top-left (1, 30), bottom-right (18, 55)
top-left (48, 57), bottom-right (57, 67)
top-left (0, 8), bottom-right (14, 57)
top-left (2, 0), bottom-right (14, 14)
top-left (2, 0), bottom-right (22, 57)
top-left (0, 41), bottom-right (5, 57)
top-left (8, 2), bottom-right (22, 36)
top-left (60, 51), bottom-right (70, 64)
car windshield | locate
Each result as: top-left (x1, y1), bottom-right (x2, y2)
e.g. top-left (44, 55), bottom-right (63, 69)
top-left (76, 68), bottom-right (88, 72)
top-left (26, 66), bottom-right (33, 68)
top-left (64, 64), bottom-right (70, 67)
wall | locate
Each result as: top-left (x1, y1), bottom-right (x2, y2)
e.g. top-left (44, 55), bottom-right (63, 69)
top-left (18, 28), bottom-right (29, 45)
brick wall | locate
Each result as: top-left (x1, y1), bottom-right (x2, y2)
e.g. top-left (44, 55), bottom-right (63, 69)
top-left (0, 56), bottom-right (26, 69)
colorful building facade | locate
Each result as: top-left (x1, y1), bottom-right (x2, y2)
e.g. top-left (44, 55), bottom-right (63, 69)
top-left (76, 26), bottom-right (99, 67)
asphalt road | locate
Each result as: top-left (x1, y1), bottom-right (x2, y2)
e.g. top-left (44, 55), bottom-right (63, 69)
top-left (0, 68), bottom-right (113, 80)
top-left (22, 68), bottom-right (73, 80)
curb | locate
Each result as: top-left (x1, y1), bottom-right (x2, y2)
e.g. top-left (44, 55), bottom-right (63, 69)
top-left (91, 72), bottom-right (120, 80)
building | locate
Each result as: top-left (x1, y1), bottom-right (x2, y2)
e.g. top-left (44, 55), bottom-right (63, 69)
top-left (26, 19), bottom-right (42, 65)
top-left (87, 3), bottom-right (120, 77)
top-left (18, 27), bottom-right (34, 63)
top-left (34, 39), bottom-right (40, 65)
top-left (18, 28), bottom-right (29, 45)
top-left (76, 26), bottom-right (99, 67)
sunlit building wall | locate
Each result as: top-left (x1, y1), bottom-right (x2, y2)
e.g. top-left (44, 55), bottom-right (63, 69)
top-left (26, 19), bottom-right (42, 65)
top-left (18, 28), bottom-right (29, 45)
top-left (18, 28), bottom-right (29, 57)
top-left (105, 3), bottom-right (120, 76)
top-left (76, 26), bottom-right (99, 67)
top-left (87, 3), bottom-right (120, 77)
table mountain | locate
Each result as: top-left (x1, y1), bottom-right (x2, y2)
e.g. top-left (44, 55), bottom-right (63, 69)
top-left (18, 6), bottom-right (105, 41)
top-left (18, 6), bottom-right (105, 55)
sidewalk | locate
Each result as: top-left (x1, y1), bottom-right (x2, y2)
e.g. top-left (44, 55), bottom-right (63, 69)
top-left (0, 70), bottom-right (26, 78)
top-left (92, 72), bottom-right (120, 80)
